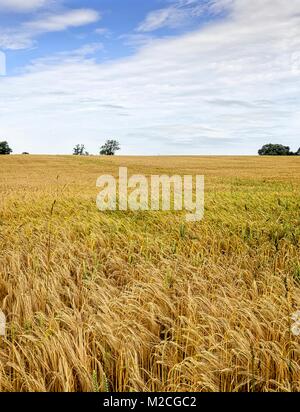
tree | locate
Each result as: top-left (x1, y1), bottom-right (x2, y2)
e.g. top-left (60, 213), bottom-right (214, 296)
top-left (296, 148), bottom-right (300, 156)
top-left (100, 140), bottom-right (120, 156)
top-left (258, 144), bottom-right (291, 156)
top-left (73, 144), bottom-right (85, 156)
top-left (0, 141), bottom-right (12, 155)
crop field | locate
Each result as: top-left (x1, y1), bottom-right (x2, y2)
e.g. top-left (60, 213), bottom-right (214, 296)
top-left (0, 155), bottom-right (299, 392)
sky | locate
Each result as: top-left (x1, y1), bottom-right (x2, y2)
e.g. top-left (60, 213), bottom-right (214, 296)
top-left (0, 0), bottom-right (300, 155)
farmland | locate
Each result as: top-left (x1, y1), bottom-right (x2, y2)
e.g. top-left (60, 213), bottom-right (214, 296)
top-left (0, 155), bottom-right (299, 392)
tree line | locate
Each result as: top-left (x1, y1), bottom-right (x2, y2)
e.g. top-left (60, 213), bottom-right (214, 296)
top-left (73, 140), bottom-right (120, 156)
top-left (0, 140), bottom-right (120, 156)
top-left (258, 144), bottom-right (300, 156)
top-left (1, 140), bottom-right (299, 156)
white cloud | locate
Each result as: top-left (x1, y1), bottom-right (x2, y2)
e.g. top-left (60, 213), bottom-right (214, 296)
top-left (0, 9), bottom-right (101, 50)
top-left (68, 43), bottom-right (104, 57)
top-left (25, 9), bottom-right (100, 32)
top-left (137, 0), bottom-right (205, 32)
top-left (0, 0), bottom-right (50, 12)
top-left (95, 28), bottom-right (110, 37)
top-left (1, 0), bottom-right (300, 154)
top-left (137, 7), bottom-right (186, 32)
top-left (32, 42), bottom-right (104, 63)
top-left (0, 32), bottom-right (32, 50)
top-left (119, 33), bottom-right (157, 49)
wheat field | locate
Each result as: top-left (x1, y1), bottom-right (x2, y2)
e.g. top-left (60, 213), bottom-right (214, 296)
top-left (0, 155), bottom-right (299, 392)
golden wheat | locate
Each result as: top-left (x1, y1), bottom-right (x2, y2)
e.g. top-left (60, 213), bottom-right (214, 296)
top-left (0, 155), bottom-right (299, 392)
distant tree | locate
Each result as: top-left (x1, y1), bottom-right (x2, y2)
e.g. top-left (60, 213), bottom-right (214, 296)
top-left (22, 152), bottom-right (30, 155)
top-left (258, 144), bottom-right (291, 156)
top-left (0, 141), bottom-right (12, 155)
top-left (296, 148), bottom-right (300, 156)
top-left (100, 140), bottom-right (120, 156)
top-left (73, 144), bottom-right (85, 156)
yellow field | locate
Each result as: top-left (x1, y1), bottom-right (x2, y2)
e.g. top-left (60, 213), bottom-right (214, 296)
top-left (0, 155), bottom-right (299, 392)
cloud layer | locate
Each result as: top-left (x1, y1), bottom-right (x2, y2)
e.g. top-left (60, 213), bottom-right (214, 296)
top-left (1, 0), bottom-right (300, 154)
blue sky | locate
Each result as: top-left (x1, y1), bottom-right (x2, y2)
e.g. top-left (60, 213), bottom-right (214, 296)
top-left (4, 1), bottom-right (212, 73)
top-left (0, 0), bottom-right (300, 155)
